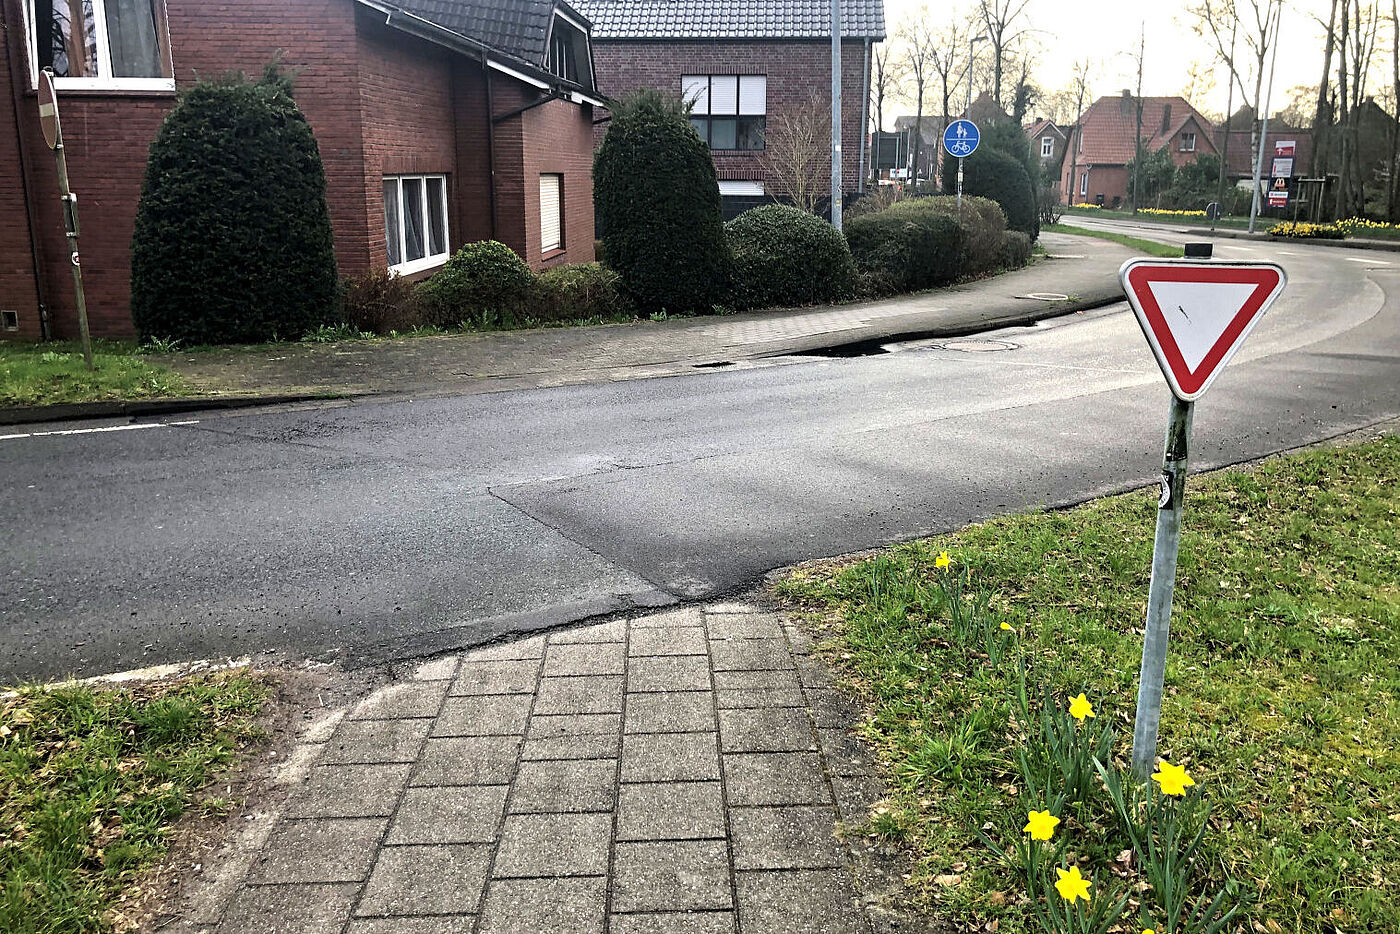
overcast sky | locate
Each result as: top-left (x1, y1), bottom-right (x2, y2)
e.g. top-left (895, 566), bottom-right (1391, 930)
top-left (879, 0), bottom-right (1373, 124)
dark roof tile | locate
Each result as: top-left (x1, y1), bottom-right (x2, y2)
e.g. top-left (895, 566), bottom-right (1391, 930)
top-left (575, 0), bottom-right (885, 40)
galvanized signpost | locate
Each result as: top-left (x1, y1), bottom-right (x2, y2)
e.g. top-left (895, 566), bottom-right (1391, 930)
top-left (942, 119), bottom-right (979, 211)
top-left (1120, 246), bottom-right (1287, 779)
top-left (38, 68), bottom-right (95, 371)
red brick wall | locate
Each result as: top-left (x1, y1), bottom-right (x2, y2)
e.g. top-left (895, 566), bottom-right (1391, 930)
top-left (591, 38), bottom-right (872, 194)
top-left (1065, 166), bottom-right (1130, 208)
top-left (0, 0), bottom-right (44, 340)
top-left (518, 98), bottom-right (596, 267)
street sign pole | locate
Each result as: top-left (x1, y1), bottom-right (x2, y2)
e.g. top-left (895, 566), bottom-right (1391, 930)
top-left (39, 68), bottom-right (94, 370)
top-left (1130, 394), bottom-right (1193, 779)
top-left (956, 157), bottom-right (964, 211)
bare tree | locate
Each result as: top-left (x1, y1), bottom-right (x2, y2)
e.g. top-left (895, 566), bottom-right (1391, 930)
top-left (978, 0), bottom-right (1032, 110)
top-left (1064, 59), bottom-right (1092, 206)
top-left (1390, 0), bottom-right (1399, 218)
top-left (1313, 0), bottom-right (1341, 184)
top-left (1181, 58), bottom-right (1218, 107)
top-left (760, 95), bottom-right (829, 214)
top-left (928, 16), bottom-right (972, 182)
top-left (868, 42), bottom-right (906, 184)
top-left (898, 15), bottom-right (937, 187)
top-left (1335, 0), bottom-right (1380, 218)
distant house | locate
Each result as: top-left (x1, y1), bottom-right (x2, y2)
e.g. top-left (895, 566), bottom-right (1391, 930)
top-left (1214, 107), bottom-right (1313, 184)
top-left (1065, 92), bottom-right (1219, 207)
top-left (579, 0), bottom-right (886, 216)
top-left (893, 94), bottom-right (1013, 187)
top-left (2, 0), bottom-right (603, 340)
top-left (1024, 117), bottom-right (1069, 184)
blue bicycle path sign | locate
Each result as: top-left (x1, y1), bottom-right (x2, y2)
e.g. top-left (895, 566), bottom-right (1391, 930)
top-left (943, 119), bottom-right (980, 158)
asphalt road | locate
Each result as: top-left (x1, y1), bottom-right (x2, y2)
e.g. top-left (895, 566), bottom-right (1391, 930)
top-left (5, 227), bottom-right (1399, 681)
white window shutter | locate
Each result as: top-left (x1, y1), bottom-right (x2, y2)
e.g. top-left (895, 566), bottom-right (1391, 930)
top-left (540, 174), bottom-right (562, 253)
top-left (682, 75), bottom-right (709, 114)
top-left (738, 76), bottom-right (766, 115)
top-left (709, 75), bottom-right (738, 115)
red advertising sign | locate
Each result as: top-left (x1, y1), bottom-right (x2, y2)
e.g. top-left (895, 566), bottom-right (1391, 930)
top-left (1274, 139), bottom-right (1296, 158)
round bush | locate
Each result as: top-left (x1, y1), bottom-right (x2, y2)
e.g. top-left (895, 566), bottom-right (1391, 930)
top-left (889, 196), bottom-right (1007, 276)
top-left (537, 262), bottom-right (632, 322)
top-left (593, 91), bottom-right (730, 315)
top-left (845, 208), bottom-right (963, 295)
top-left (941, 146), bottom-right (1039, 240)
top-left (1000, 230), bottom-right (1033, 269)
top-left (417, 240), bottom-right (537, 328)
top-left (725, 205), bottom-right (857, 309)
top-left (131, 67), bottom-right (337, 345)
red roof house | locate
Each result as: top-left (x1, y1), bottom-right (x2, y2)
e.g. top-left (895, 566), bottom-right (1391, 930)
top-left (1062, 92), bottom-right (1218, 207)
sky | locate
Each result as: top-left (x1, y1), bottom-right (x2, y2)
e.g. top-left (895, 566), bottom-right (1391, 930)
top-left (879, 0), bottom-right (1363, 125)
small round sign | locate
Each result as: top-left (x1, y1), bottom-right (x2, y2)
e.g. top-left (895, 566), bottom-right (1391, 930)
top-left (38, 69), bottom-right (61, 150)
top-left (943, 119), bottom-right (979, 158)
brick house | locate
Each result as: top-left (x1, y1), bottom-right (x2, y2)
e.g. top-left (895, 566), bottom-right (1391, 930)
top-left (1024, 117), bottom-right (1068, 185)
top-left (1, 0), bottom-right (604, 341)
top-left (893, 94), bottom-right (1012, 187)
top-left (577, 0), bottom-right (885, 217)
top-left (1064, 92), bottom-right (1219, 207)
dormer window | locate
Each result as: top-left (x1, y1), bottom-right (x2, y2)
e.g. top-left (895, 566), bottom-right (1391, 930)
top-left (23, 0), bottom-right (174, 91)
top-left (1180, 132), bottom-right (1196, 152)
top-left (545, 12), bottom-right (591, 87)
top-left (1041, 136), bottom-right (1053, 158)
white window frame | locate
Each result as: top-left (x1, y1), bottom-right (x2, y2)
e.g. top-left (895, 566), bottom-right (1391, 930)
top-left (385, 174), bottom-right (450, 276)
top-left (1180, 132), bottom-right (1197, 152)
top-left (1041, 136), bottom-right (1054, 158)
top-left (22, 0), bottom-right (175, 92)
top-left (539, 173), bottom-right (564, 254)
top-left (683, 74), bottom-right (766, 151)
top-left (1080, 171), bottom-right (1089, 196)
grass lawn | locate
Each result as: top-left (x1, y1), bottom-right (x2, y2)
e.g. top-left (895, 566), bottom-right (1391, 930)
top-left (778, 435), bottom-right (1400, 933)
top-left (0, 342), bottom-right (186, 407)
top-left (0, 673), bottom-right (267, 933)
top-left (1045, 223), bottom-right (1183, 258)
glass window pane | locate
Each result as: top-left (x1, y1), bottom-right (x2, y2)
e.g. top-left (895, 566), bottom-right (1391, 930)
top-left (738, 76), bottom-right (766, 115)
top-left (104, 0), bottom-right (162, 77)
top-left (383, 179), bottom-right (402, 267)
top-left (682, 75), bottom-right (709, 114)
top-left (52, 0), bottom-right (99, 77)
top-left (689, 117), bottom-right (709, 144)
top-left (427, 177), bottom-right (447, 256)
top-left (402, 177), bottom-right (425, 263)
top-left (709, 76), bottom-right (738, 115)
top-left (736, 116), bottom-right (765, 151)
top-left (709, 118), bottom-right (737, 150)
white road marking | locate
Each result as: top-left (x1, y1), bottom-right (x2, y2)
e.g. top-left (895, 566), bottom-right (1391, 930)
top-left (0, 420), bottom-right (199, 442)
top-left (1347, 257), bottom-right (1389, 265)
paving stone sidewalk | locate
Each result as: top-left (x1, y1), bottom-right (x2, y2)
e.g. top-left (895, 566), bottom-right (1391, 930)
top-left (196, 603), bottom-right (889, 934)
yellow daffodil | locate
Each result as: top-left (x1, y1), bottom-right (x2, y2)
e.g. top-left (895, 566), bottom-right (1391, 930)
top-left (1143, 929), bottom-right (1158, 934)
top-left (1068, 693), bottom-right (1095, 722)
top-left (935, 551), bottom-right (951, 569)
top-left (1054, 865), bottom-right (1092, 903)
top-left (1023, 809), bottom-right (1060, 841)
top-left (1000, 622), bottom-right (1013, 631)
top-left (1152, 760), bottom-right (1196, 796)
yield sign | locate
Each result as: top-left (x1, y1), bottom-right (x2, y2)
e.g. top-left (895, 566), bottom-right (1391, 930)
top-left (1120, 259), bottom-right (1287, 401)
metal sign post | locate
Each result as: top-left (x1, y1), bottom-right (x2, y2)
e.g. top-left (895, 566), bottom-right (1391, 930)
top-left (942, 119), bottom-right (979, 212)
top-left (38, 68), bottom-right (94, 370)
top-left (1119, 247), bottom-right (1287, 778)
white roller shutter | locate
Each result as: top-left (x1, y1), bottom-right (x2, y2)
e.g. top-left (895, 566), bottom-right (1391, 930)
top-left (738, 76), bottom-right (766, 115)
top-left (540, 174), bottom-right (563, 253)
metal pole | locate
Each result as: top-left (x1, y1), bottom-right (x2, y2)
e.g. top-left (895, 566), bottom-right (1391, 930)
top-left (1130, 395), bottom-right (1194, 779)
top-left (1249, 6), bottom-right (1282, 233)
top-left (830, 0), bottom-right (842, 231)
top-left (51, 124), bottom-right (94, 370)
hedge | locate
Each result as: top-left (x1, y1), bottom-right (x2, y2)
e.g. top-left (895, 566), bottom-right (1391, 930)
top-left (897, 196), bottom-right (1008, 276)
top-left (941, 146), bottom-right (1039, 240)
top-left (725, 205), bottom-right (857, 309)
top-left (845, 205), bottom-right (963, 295)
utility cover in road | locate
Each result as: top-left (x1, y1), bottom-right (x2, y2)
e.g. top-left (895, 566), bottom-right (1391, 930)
top-left (1120, 260), bottom-right (1287, 401)
top-left (943, 119), bottom-right (979, 158)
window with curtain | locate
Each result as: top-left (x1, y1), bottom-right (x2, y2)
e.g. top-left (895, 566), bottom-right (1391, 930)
top-left (26, 0), bottom-right (171, 87)
top-left (384, 175), bottom-right (450, 274)
top-left (683, 75), bottom-right (765, 151)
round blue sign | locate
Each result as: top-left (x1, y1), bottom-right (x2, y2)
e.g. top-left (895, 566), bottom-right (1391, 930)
top-left (943, 119), bottom-right (980, 158)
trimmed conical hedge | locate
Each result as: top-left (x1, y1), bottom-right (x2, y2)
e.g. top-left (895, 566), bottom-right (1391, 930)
top-left (131, 66), bottom-right (337, 344)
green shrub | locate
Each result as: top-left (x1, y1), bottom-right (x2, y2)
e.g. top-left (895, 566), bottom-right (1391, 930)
top-left (725, 205), bottom-right (857, 309)
top-left (417, 240), bottom-right (537, 328)
top-left (340, 270), bottom-right (427, 335)
top-left (537, 263), bottom-right (632, 322)
top-left (845, 207), bottom-right (963, 295)
top-left (941, 146), bottom-right (1039, 240)
top-left (131, 66), bottom-right (337, 345)
top-left (593, 90), bottom-right (730, 314)
top-left (1000, 230), bottom-right (1033, 269)
top-left (895, 196), bottom-right (1008, 276)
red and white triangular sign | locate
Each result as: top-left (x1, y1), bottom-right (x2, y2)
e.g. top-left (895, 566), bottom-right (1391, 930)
top-left (1120, 259), bottom-right (1287, 401)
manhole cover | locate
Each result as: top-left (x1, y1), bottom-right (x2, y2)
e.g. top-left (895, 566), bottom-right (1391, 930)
top-left (1021, 292), bottom-right (1070, 301)
top-left (941, 339), bottom-right (1018, 353)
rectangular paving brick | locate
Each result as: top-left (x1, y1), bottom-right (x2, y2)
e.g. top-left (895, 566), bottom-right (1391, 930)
top-left (628, 655), bottom-right (711, 692)
top-left (730, 806), bottom-right (843, 869)
top-left (621, 733), bottom-right (720, 782)
top-left (478, 877), bottom-right (606, 934)
top-left (783, 625), bottom-right (815, 654)
top-left (723, 753), bottom-right (833, 806)
top-left (248, 817), bottom-right (386, 884)
top-left (412, 655), bottom-right (461, 682)
top-left (432, 695), bottom-right (532, 737)
top-left (356, 844), bottom-right (491, 917)
top-left (795, 657), bottom-right (836, 689)
top-left (816, 728), bottom-right (875, 776)
top-left (510, 759), bottom-right (617, 813)
top-left (549, 618), bottom-right (628, 643)
top-left (533, 675), bottom-right (624, 715)
top-left (617, 782), bottom-right (725, 841)
top-left (385, 786), bottom-right (508, 844)
top-left (735, 869), bottom-right (864, 934)
top-left (608, 913), bottom-right (736, 934)
top-left (522, 732), bottom-right (621, 760)
top-left (629, 627), bottom-right (708, 657)
top-left (624, 691), bottom-right (717, 734)
top-left (528, 713), bottom-right (622, 738)
top-left (830, 773), bottom-right (885, 824)
top-left (464, 635), bottom-right (546, 661)
top-left (349, 681), bottom-right (450, 720)
top-left (706, 613), bottom-right (784, 640)
top-left (715, 687), bottom-right (807, 709)
top-left (347, 919), bottom-right (474, 934)
top-left (412, 736), bottom-right (521, 787)
top-left (492, 812), bottom-right (612, 877)
top-left (631, 607), bottom-right (703, 628)
top-left (450, 660), bottom-right (539, 696)
top-left (611, 840), bottom-right (732, 912)
top-left (215, 883), bottom-right (358, 934)
top-left (708, 639), bottom-right (795, 672)
top-left (285, 764), bottom-right (411, 818)
top-left (807, 690), bottom-right (862, 728)
top-left (544, 642), bottom-right (626, 676)
top-left (718, 708), bottom-right (816, 753)
top-left (322, 719), bottom-right (431, 765)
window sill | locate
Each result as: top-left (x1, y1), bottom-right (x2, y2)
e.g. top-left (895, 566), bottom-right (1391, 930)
top-left (390, 254), bottom-right (449, 277)
top-left (26, 78), bottom-right (176, 98)
top-left (540, 248), bottom-right (567, 265)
